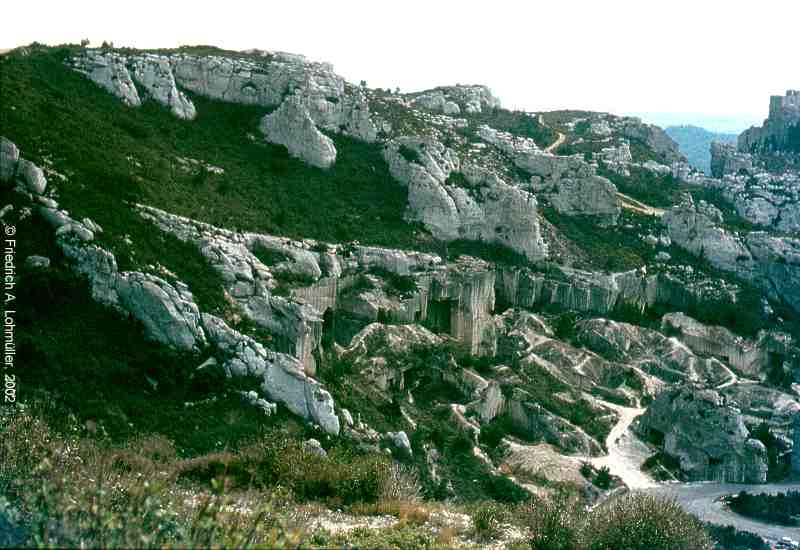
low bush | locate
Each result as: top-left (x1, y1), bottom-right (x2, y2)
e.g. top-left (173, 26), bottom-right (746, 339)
top-left (583, 494), bottom-right (713, 550)
top-left (469, 501), bottom-right (508, 540)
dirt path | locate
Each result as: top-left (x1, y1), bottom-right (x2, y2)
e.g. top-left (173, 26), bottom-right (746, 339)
top-left (588, 400), bottom-right (656, 489)
top-left (616, 192), bottom-right (665, 217)
top-left (539, 114), bottom-right (566, 154)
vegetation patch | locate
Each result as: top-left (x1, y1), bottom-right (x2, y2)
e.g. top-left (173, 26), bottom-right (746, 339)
top-left (726, 490), bottom-right (800, 526)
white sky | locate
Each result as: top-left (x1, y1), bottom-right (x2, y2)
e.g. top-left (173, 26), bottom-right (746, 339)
top-left (4, 0), bottom-right (798, 129)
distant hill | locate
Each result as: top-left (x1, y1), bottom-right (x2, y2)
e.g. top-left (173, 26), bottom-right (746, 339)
top-left (665, 125), bottom-right (738, 174)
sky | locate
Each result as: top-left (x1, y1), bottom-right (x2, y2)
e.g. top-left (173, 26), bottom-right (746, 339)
top-left (3, 0), bottom-right (798, 132)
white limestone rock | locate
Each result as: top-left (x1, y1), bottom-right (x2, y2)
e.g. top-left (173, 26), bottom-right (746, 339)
top-left (260, 97), bottom-right (337, 169)
top-left (0, 137), bottom-right (19, 183)
top-left (637, 387), bottom-right (768, 483)
top-left (131, 55), bottom-right (197, 120)
top-left (384, 137), bottom-right (548, 261)
top-left (72, 51), bottom-right (141, 107)
top-left (663, 197), bottom-right (753, 274)
top-left (15, 159), bottom-right (47, 195)
top-left (116, 272), bottom-right (207, 352)
top-left (548, 175), bottom-right (621, 226)
top-left (171, 53), bottom-right (376, 142)
top-left (202, 313), bottom-right (340, 435)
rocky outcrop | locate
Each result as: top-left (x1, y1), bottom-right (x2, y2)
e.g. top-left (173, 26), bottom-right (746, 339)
top-left (130, 55), bottom-right (196, 120)
top-left (170, 53), bottom-right (376, 142)
top-left (201, 313), bottom-right (339, 434)
top-left (618, 117), bottom-right (685, 163)
top-left (739, 90), bottom-right (800, 155)
top-left (117, 273), bottom-right (207, 351)
top-left (575, 318), bottom-right (732, 388)
top-left (664, 196), bottom-right (800, 312)
top-left (71, 50), bottom-right (377, 143)
top-left (408, 85), bottom-right (501, 115)
top-left (0, 139), bottom-right (49, 197)
top-left (384, 136), bottom-right (548, 261)
top-left (478, 126), bottom-right (621, 225)
top-left (710, 142), bottom-right (753, 178)
top-left (336, 322), bottom-right (445, 392)
top-left (662, 312), bottom-right (795, 379)
top-left (637, 387), bottom-right (768, 483)
top-left (547, 175), bottom-right (620, 225)
top-left (0, 137), bottom-right (19, 182)
top-left (71, 51), bottom-right (141, 107)
top-left (259, 97), bottom-right (337, 168)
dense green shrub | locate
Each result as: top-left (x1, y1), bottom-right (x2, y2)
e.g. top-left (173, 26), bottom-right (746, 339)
top-left (727, 490), bottom-right (800, 526)
top-left (594, 466), bottom-right (611, 489)
top-left (704, 523), bottom-right (769, 550)
top-left (398, 144), bottom-right (422, 164)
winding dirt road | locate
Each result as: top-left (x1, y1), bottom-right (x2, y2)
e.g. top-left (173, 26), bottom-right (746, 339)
top-left (539, 114), bottom-right (566, 154)
top-left (588, 400), bottom-right (656, 490)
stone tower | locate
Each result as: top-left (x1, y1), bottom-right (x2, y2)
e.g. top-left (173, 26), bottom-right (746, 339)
top-left (793, 412), bottom-right (800, 473)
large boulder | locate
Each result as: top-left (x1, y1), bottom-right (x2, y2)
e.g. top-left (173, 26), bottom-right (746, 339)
top-left (259, 97), bottom-right (337, 169)
top-left (548, 174), bottom-right (620, 226)
top-left (663, 197), bottom-right (753, 274)
top-left (15, 159), bottom-right (47, 195)
top-left (116, 273), bottom-right (207, 352)
top-left (0, 137), bottom-right (19, 182)
top-left (637, 387), bottom-right (767, 483)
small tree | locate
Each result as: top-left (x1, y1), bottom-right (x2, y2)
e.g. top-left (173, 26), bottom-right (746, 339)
top-left (80, 38), bottom-right (90, 48)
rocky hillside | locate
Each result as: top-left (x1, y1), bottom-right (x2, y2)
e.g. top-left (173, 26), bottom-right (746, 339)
top-left (665, 125), bottom-right (738, 174)
top-left (1, 43), bottom-right (799, 548)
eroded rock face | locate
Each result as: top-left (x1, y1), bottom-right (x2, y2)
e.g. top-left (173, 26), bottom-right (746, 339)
top-left (201, 313), bottom-right (339, 435)
top-left (664, 195), bottom-right (800, 312)
top-left (71, 51), bottom-right (141, 107)
top-left (662, 312), bottom-right (795, 379)
top-left (384, 136), bottom-right (548, 261)
top-left (637, 387), bottom-right (767, 483)
top-left (259, 97), bottom-right (337, 169)
top-left (618, 117), bottom-right (684, 163)
top-left (170, 53), bottom-right (376, 141)
top-left (548, 175), bottom-right (620, 224)
top-left (14, 159), bottom-right (48, 195)
top-left (478, 126), bottom-right (621, 225)
top-left (70, 50), bottom-right (377, 146)
top-left (130, 55), bottom-right (197, 120)
top-left (117, 273), bottom-right (207, 352)
top-left (710, 142), bottom-right (753, 178)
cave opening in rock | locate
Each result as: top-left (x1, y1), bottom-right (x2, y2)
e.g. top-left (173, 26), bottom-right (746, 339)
top-left (427, 299), bottom-right (454, 335)
top-left (322, 308), bottom-right (335, 347)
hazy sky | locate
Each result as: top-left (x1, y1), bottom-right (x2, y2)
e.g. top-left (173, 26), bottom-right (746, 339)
top-left (4, 1), bottom-right (798, 131)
